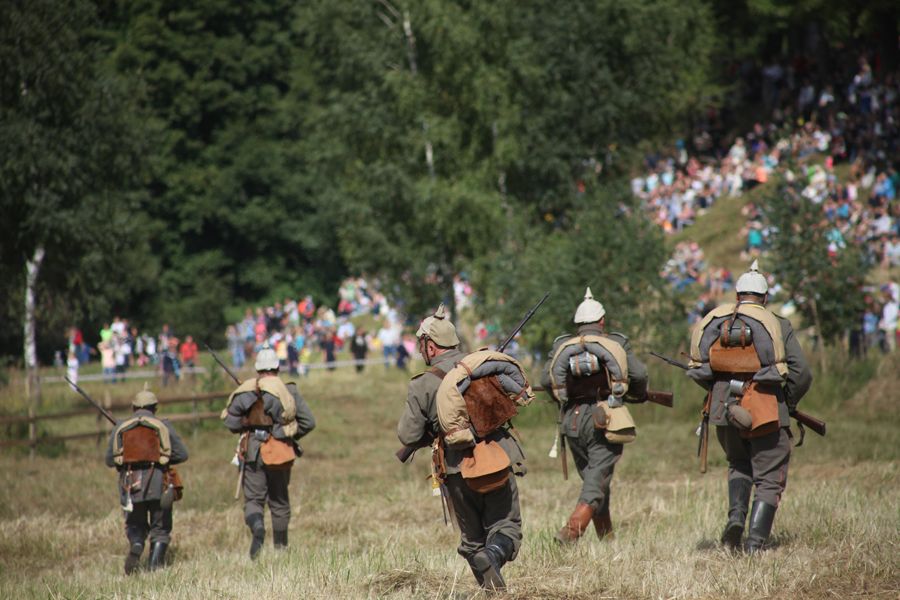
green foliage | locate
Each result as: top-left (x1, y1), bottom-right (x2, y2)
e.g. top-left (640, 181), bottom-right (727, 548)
top-left (478, 187), bottom-right (681, 350)
top-left (763, 168), bottom-right (867, 345)
top-left (0, 0), bottom-right (151, 360)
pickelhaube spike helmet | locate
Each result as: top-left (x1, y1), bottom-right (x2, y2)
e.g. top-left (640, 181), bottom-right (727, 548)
top-left (415, 303), bottom-right (460, 347)
top-left (255, 343), bottom-right (279, 371)
top-left (573, 287), bottom-right (606, 324)
top-left (735, 260), bottom-right (768, 295)
top-left (133, 382), bottom-right (158, 408)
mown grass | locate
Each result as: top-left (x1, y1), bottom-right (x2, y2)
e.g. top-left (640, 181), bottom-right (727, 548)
top-left (0, 351), bottom-right (898, 599)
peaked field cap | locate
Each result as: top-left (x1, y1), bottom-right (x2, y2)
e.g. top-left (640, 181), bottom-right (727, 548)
top-left (574, 286), bottom-right (606, 324)
top-left (133, 382), bottom-right (158, 407)
top-left (255, 344), bottom-right (279, 371)
top-left (735, 259), bottom-right (768, 295)
top-left (415, 303), bottom-right (460, 346)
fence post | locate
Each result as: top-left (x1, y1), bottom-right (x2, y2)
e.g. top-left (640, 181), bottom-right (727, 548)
top-left (27, 403), bottom-right (36, 460)
top-left (192, 390), bottom-right (199, 439)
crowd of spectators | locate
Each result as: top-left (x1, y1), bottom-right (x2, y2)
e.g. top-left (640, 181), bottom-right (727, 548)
top-left (62, 319), bottom-right (199, 386)
top-left (225, 276), bottom-right (414, 376)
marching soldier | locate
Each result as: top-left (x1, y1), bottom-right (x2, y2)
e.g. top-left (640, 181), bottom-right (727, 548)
top-left (686, 261), bottom-right (812, 552)
top-left (541, 288), bottom-right (649, 544)
top-left (397, 305), bottom-right (526, 591)
top-left (105, 385), bottom-right (189, 574)
top-left (223, 345), bottom-right (316, 559)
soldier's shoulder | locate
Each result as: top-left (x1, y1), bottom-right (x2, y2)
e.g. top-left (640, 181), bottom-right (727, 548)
top-left (551, 333), bottom-right (573, 347)
top-left (410, 371), bottom-right (427, 381)
top-left (607, 331), bottom-right (629, 342)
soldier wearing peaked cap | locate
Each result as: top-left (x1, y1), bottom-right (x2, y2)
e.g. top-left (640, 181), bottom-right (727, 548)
top-left (686, 260), bottom-right (812, 553)
top-left (397, 304), bottom-right (527, 591)
top-left (541, 288), bottom-right (649, 545)
top-left (105, 384), bottom-right (189, 574)
top-left (222, 344), bottom-right (316, 559)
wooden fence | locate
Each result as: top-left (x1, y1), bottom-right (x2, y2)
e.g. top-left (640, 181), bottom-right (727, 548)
top-left (0, 391), bottom-right (229, 453)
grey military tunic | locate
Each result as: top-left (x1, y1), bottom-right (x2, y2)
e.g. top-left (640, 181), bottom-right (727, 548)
top-left (541, 324), bottom-right (649, 512)
top-left (696, 311), bottom-right (812, 507)
top-left (224, 377), bottom-right (316, 531)
top-left (397, 348), bottom-right (526, 561)
top-left (104, 409), bottom-right (189, 544)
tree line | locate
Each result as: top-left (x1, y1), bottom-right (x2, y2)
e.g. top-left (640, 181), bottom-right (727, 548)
top-left (2, 0), bottom-right (896, 364)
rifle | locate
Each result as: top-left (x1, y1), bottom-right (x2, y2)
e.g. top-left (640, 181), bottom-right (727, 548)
top-left (533, 385), bottom-right (673, 408)
top-left (205, 343), bottom-right (247, 498)
top-left (395, 292), bottom-right (551, 463)
top-left (497, 291), bottom-right (551, 352)
top-left (649, 351), bottom-right (827, 439)
top-left (205, 343), bottom-right (241, 385)
top-left (65, 377), bottom-right (115, 425)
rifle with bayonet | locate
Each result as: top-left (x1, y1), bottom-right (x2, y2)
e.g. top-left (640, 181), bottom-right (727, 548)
top-left (66, 377), bottom-right (116, 425)
top-left (650, 351), bottom-right (826, 459)
top-left (395, 292), bottom-right (551, 464)
top-left (205, 342), bottom-right (247, 499)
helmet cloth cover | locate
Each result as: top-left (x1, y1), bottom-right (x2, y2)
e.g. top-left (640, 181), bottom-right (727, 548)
top-left (132, 382), bottom-right (158, 408)
top-left (415, 303), bottom-right (460, 347)
top-left (255, 344), bottom-right (280, 371)
top-left (735, 260), bottom-right (769, 295)
top-left (573, 287), bottom-right (606, 324)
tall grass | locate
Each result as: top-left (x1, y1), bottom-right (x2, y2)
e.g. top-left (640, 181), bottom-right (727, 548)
top-left (0, 356), bottom-right (898, 599)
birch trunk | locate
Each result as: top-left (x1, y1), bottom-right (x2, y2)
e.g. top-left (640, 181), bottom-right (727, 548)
top-left (24, 245), bottom-right (45, 407)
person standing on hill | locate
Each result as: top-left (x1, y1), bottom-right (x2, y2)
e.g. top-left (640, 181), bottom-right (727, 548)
top-left (105, 386), bottom-right (189, 574)
top-left (686, 260), bottom-right (812, 553)
top-left (540, 288), bottom-right (649, 545)
top-left (222, 345), bottom-right (316, 559)
top-left (397, 305), bottom-right (526, 591)
top-left (350, 328), bottom-right (368, 372)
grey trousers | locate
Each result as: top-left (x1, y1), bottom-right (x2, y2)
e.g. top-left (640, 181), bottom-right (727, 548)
top-left (566, 403), bottom-right (623, 512)
top-left (243, 461), bottom-right (292, 530)
top-left (125, 500), bottom-right (172, 544)
top-left (716, 426), bottom-right (791, 507)
top-left (445, 472), bottom-right (522, 561)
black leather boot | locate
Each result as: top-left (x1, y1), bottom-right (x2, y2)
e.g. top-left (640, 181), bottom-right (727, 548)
top-left (466, 556), bottom-right (484, 586)
top-left (273, 529), bottom-right (288, 549)
top-left (471, 533), bottom-right (515, 591)
top-left (246, 514), bottom-right (266, 560)
top-left (744, 500), bottom-right (777, 554)
top-left (148, 541), bottom-right (168, 571)
top-left (721, 478), bottom-right (752, 550)
top-left (124, 541), bottom-right (144, 575)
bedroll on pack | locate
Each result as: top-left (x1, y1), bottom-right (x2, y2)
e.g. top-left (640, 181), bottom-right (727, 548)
top-left (437, 350), bottom-right (534, 448)
top-left (113, 416), bottom-right (172, 466)
top-left (548, 335), bottom-right (629, 404)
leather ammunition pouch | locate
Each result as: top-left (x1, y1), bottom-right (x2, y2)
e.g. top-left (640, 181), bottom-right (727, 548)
top-left (460, 440), bottom-right (510, 494)
top-left (463, 374), bottom-right (520, 438)
top-left (737, 381), bottom-right (780, 438)
top-left (260, 436), bottom-right (296, 469)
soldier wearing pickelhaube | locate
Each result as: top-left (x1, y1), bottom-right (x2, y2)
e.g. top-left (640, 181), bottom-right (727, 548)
top-left (105, 384), bottom-right (189, 574)
top-left (397, 304), bottom-right (526, 591)
top-left (540, 288), bottom-right (649, 545)
top-left (686, 261), bottom-right (812, 552)
top-left (223, 345), bottom-right (316, 559)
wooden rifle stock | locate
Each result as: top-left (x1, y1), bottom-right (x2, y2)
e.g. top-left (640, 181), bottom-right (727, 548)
top-left (395, 434), bottom-right (434, 463)
top-left (641, 390), bottom-right (674, 408)
top-left (792, 409), bottom-right (826, 436)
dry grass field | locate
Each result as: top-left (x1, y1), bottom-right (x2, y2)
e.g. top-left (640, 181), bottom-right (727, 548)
top-left (1, 351), bottom-right (898, 599)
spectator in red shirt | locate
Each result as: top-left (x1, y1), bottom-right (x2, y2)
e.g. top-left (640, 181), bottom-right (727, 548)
top-left (179, 335), bottom-right (199, 370)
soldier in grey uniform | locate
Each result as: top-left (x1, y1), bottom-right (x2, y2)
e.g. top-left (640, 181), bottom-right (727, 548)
top-left (688, 261), bottom-right (812, 552)
top-left (105, 386), bottom-right (189, 574)
top-left (541, 288), bottom-right (648, 544)
top-left (397, 305), bottom-right (526, 591)
top-left (223, 346), bottom-right (316, 559)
